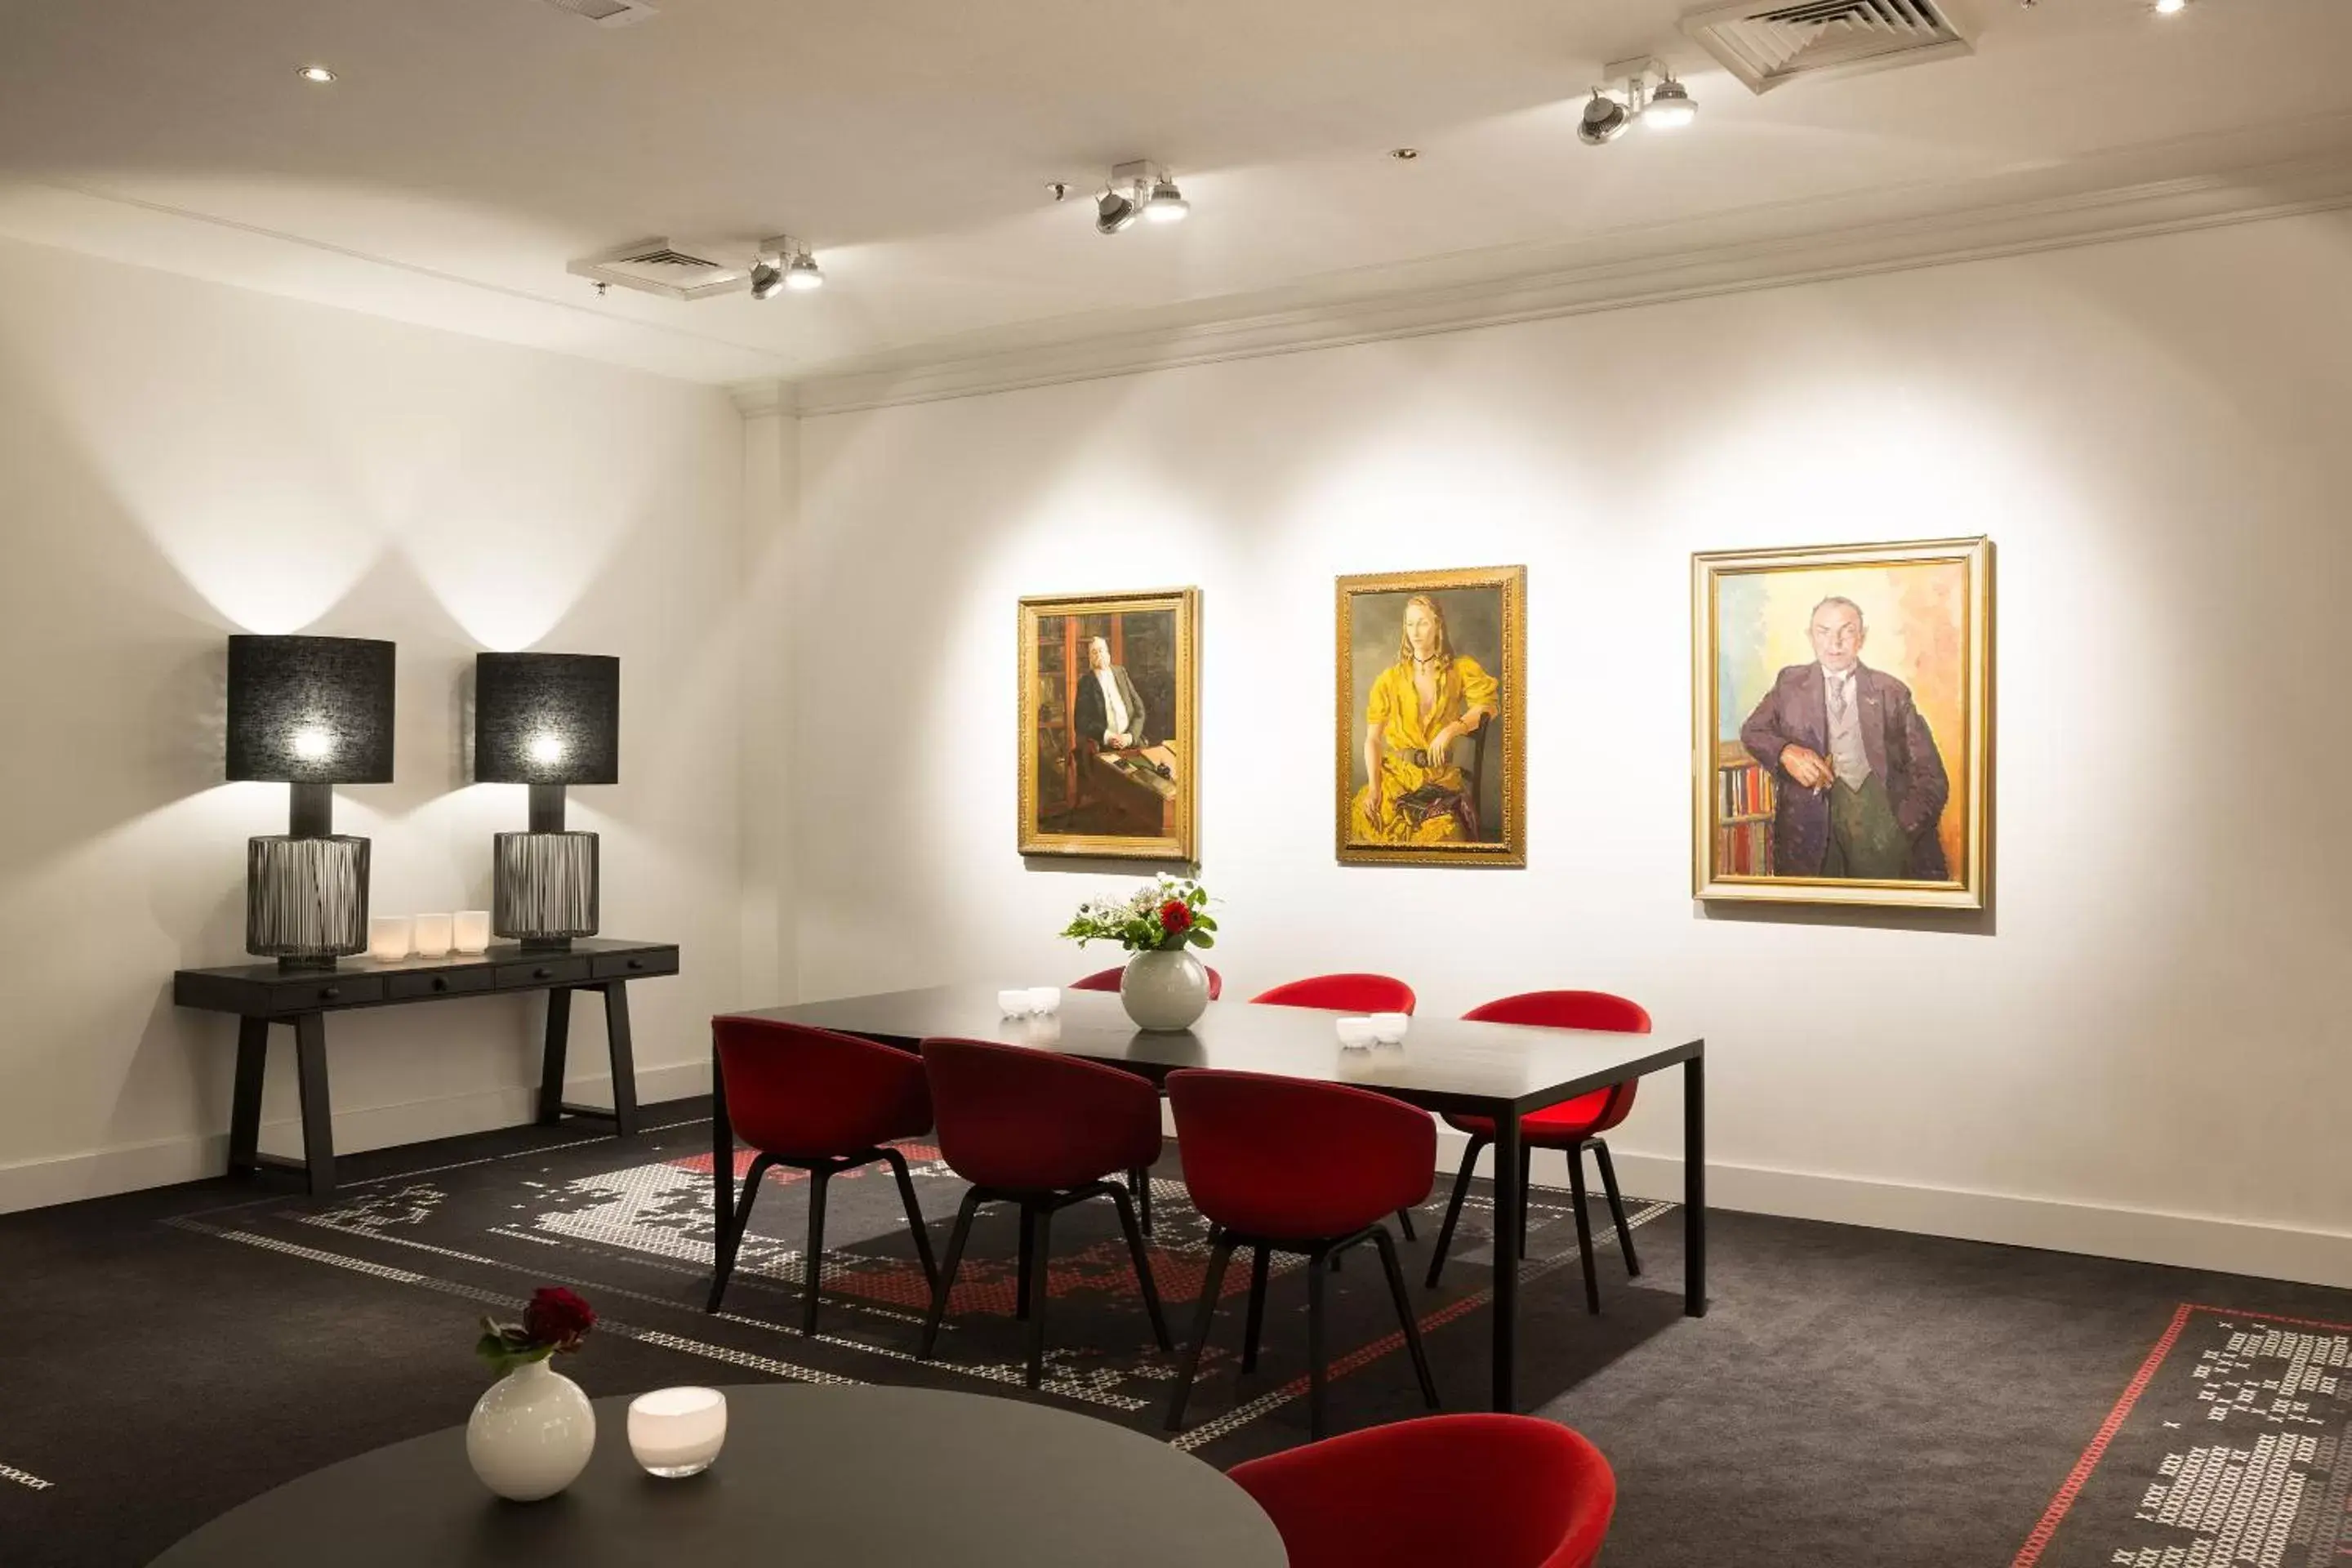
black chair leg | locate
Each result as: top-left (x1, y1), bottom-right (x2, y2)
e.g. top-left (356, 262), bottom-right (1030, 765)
top-left (880, 1146), bottom-right (939, 1288)
top-left (1519, 1145), bottom-right (1535, 1258)
top-left (1394, 1205), bottom-right (1418, 1241)
top-left (1165, 1229), bottom-right (1236, 1431)
top-left (705, 1152), bottom-right (774, 1313)
top-left (1425, 1134), bottom-right (1486, 1289)
top-left (1241, 1245), bottom-right (1270, 1372)
top-left (800, 1166), bottom-right (833, 1336)
top-left (1016, 1202), bottom-right (1036, 1321)
top-left (1567, 1144), bottom-right (1601, 1315)
top-left (1306, 1241), bottom-right (1330, 1440)
top-left (920, 1189), bottom-right (982, 1360)
top-left (1371, 1225), bottom-right (1440, 1410)
top-left (1024, 1203), bottom-right (1054, 1389)
top-left (1107, 1183), bottom-right (1171, 1352)
top-left (1129, 1165), bottom-right (1154, 1235)
top-left (1592, 1139), bottom-right (1641, 1276)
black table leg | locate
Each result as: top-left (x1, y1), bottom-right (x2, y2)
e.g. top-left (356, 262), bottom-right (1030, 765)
top-left (537, 988), bottom-right (573, 1126)
top-left (711, 1041), bottom-right (734, 1258)
top-left (292, 1013), bottom-right (335, 1198)
top-left (227, 1017), bottom-right (268, 1175)
top-left (602, 982), bottom-right (639, 1136)
top-left (1685, 1051), bottom-right (1707, 1317)
top-left (1491, 1107), bottom-right (1522, 1411)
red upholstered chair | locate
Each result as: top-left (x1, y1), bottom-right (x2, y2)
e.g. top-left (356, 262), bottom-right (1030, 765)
top-left (1249, 973), bottom-right (1425, 1242)
top-left (1070, 963), bottom-right (1223, 1236)
top-left (706, 1018), bottom-right (939, 1333)
top-left (1426, 991), bottom-right (1650, 1312)
top-left (917, 1037), bottom-right (1171, 1388)
top-left (1164, 1069), bottom-right (1440, 1439)
top-left (1227, 1414), bottom-right (1616, 1568)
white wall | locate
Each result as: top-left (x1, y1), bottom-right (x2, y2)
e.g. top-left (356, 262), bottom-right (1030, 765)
top-left (789, 213), bottom-right (2352, 1285)
top-left (0, 236), bottom-right (746, 1209)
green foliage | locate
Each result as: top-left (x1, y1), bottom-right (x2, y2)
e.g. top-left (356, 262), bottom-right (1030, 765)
top-left (1059, 877), bottom-right (1218, 954)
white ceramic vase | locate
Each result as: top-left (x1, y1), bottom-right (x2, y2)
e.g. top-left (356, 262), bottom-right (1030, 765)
top-left (1121, 948), bottom-right (1210, 1031)
top-left (466, 1356), bottom-right (596, 1503)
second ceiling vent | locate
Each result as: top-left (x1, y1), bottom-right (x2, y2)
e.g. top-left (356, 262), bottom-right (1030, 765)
top-left (1683, 0), bottom-right (1972, 94)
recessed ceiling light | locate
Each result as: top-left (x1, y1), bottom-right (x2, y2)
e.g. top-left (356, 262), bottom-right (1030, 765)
top-left (296, 65), bottom-right (337, 84)
top-left (2152, 0), bottom-right (2186, 12)
top-left (1390, 147), bottom-right (1420, 161)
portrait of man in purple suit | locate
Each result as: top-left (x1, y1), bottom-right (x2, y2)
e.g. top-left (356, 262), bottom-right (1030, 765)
top-left (1739, 596), bottom-right (1949, 880)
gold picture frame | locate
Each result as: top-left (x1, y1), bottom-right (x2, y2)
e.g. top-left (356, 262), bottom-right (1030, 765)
top-left (1335, 565), bottom-right (1526, 868)
top-left (1018, 587), bottom-right (1200, 862)
top-left (1692, 537), bottom-right (1992, 908)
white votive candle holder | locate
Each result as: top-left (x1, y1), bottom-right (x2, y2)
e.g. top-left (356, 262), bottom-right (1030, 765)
top-left (367, 915), bottom-right (412, 963)
top-left (1336, 1017), bottom-right (1375, 1051)
top-left (627, 1386), bottom-right (727, 1478)
top-left (998, 989), bottom-right (1035, 1019)
top-left (452, 911), bottom-right (492, 956)
top-left (1370, 1012), bottom-right (1410, 1046)
top-left (412, 913), bottom-right (453, 958)
top-left (1027, 987), bottom-right (1062, 1016)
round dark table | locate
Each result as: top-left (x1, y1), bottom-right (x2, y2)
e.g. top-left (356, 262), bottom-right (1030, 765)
top-left (150, 1384), bottom-right (1289, 1567)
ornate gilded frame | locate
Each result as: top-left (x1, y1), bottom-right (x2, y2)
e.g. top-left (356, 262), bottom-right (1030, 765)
top-left (1018, 586), bottom-right (1200, 862)
top-left (1691, 537), bottom-right (1993, 908)
top-left (1334, 564), bottom-right (1527, 868)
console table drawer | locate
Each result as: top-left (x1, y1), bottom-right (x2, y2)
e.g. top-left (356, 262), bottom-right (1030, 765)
top-left (270, 978), bottom-right (384, 1013)
top-left (387, 969), bottom-right (495, 1001)
top-left (497, 957), bottom-right (591, 989)
top-left (592, 950), bottom-right (678, 981)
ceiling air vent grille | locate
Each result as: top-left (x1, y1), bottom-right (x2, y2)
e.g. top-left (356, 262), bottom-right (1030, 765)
top-left (541, 0), bottom-right (660, 27)
top-left (1683, 0), bottom-right (1972, 94)
top-left (567, 238), bottom-right (751, 301)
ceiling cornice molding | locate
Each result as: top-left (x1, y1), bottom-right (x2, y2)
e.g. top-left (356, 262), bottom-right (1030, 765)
top-left (727, 378), bottom-right (794, 417)
top-left (786, 153), bottom-right (2352, 419)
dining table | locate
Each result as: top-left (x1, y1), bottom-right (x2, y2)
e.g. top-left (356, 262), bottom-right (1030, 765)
top-left (719, 983), bottom-right (1707, 1413)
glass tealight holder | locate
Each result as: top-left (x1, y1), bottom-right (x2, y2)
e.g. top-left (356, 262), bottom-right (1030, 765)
top-left (412, 912), bottom-right (453, 958)
top-left (1027, 986), bottom-right (1062, 1016)
top-left (366, 915), bottom-right (412, 963)
top-left (627, 1386), bottom-right (727, 1478)
top-left (452, 910), bottom-right (492, 956)
top-left (997, 989), bottom-right (1035, 1019)
top-left (1336, 1016), bottom-right (1375, 1051)
top-left (1370, 1012), bottom-right (1410, 1046)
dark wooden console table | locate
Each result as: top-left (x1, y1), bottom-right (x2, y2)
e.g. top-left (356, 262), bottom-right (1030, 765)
top-left (173, 938), bottom-right (679, 1198)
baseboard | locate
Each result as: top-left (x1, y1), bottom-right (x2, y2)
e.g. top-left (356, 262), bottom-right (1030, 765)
top-left (0, 1059), bottom-right (714, 1215)
top-left (1434, 1129), bottom-right (2352, 1292)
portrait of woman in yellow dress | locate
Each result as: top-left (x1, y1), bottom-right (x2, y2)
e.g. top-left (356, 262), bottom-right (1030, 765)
top-left (1336, 566), bottom-right (1526, 866)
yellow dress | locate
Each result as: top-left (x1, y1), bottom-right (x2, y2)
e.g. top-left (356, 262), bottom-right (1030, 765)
top-left (1349, 656), bottom-right (1500, 845)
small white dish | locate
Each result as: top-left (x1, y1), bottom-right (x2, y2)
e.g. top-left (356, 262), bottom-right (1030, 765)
top-left (1027, 986), bottom-right (1062, 1016)
top-left (627, 1386), bottom-right (727, 1478)
top-left (998, 989), bottom-right (1035, 1019)
top-left (1370, 1011), bottom-right (1410, 1045)
top-left (1336, 1016), bottom-right (1375, 1051)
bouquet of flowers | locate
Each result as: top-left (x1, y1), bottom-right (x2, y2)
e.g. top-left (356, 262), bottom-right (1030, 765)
top-left (475, 1285), bottom-right (597, 1376)
top-left (1059, 877), bottom-right (1217, 954)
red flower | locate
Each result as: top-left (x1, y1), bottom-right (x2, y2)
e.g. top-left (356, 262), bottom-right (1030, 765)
top-left (1159, 899), bottom-right (1192, 935)
top-left (522, 1286), bottom-right (596, 1352)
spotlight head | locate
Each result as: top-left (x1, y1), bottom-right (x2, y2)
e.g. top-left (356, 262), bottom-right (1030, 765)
top-left (749, 259), bottom-right (786, 301)
top-left (1096, 187), bottom-right (1139, 235)
top-left (1644, 77), bottom-right (1698, 131)
top-left (1143, 176), bottom-right (1189, 224)
top-left (784, 250), bottom-right (824, 291)
top-left (1578, 91), bottom-right (1633, 146)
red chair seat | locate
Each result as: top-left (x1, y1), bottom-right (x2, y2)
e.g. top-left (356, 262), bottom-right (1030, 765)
top-left (715, 1018), bottom-right (931, 1161)
top-left (1445, 1089), bottom-right (1624, 1146)
top-left (1227, 1414), bottom-right (1616, 1568)
top-left (1169, 1070), bottom-right (1434, 1239)
top-left (1250, 973), bottom-right (1416, 1014)
top-left (921, 1037), bottom-right (1160, 1193)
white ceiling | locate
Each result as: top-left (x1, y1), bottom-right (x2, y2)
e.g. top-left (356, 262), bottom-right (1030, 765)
top-left (1, 0), bottom-right (2349, 390)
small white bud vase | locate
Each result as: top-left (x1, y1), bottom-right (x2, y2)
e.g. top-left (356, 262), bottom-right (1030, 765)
top-left (1120, 949), bottom-right (1210, 1031)
top-left (466, 1356), bottom-right (596, 1503)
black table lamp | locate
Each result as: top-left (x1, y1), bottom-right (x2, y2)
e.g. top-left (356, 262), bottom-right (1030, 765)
top-left (474, 653), bottom-right (618, 951)
top-left (226, 635), bottom-right (396, 969)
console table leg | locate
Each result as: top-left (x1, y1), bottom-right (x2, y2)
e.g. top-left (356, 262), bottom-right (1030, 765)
top-left (292, 1013), bottom-right (336, 1198)
top-left (537, 988), bottom-right (573, 1126)
top-left (227, 1017), bottom-right (268, 1175)
top-left (603, 982), bottom-right (639, 1137)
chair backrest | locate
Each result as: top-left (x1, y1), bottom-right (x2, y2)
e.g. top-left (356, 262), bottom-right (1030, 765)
top-left (1166, 1069), bottom-right (1436, 1238)
top-left (1250, 973), bottom-right (1417, 1014)
top-left (1227, 1413), bottom-right (1616, 1568)
top-left (711, 1017), bottom-right (930, 1160)
top-left (919, 1036), bottom-right (1158, 1192)
top-left (1072, 964), bottom-right (1223, 1000)
top-left (1463, 991), bottom-right (1650, 1129)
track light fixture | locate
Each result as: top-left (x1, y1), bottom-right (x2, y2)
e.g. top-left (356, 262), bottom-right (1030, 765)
top-left (1579, 57), bottom-right (1699, 145)
top-left (750, 237), bottom-right (821, 300)
top-left (1096, 161), bottom-right (1185, 235)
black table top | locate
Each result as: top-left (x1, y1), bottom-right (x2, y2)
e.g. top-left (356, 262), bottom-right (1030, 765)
top-left (149, 1384), bottom-right (1287, 1568)
top-left (734, 983), bottom-right (1702, 1115)
top-left (176, 937), bottom-right (675, 986)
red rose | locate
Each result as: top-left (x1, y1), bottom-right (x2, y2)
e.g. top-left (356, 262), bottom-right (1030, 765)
top-left (523, 1285), bottom-right (596, 1352)
top-left (1159, 899), bottom-right (1192, 935)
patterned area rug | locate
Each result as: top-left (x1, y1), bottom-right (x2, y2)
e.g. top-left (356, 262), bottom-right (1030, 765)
top-left (165, 1111), bottom-right (1682, 1467)
top-left (2015, 1303), bottom-right (2352, 1567)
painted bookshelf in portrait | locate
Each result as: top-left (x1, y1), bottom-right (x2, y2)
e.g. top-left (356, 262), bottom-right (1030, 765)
top-left (1715, 739), bottom-right (1776, 876)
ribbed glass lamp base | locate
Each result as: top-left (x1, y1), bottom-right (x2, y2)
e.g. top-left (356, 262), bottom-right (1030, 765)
top-left (247, 835), bottom-right (370, 967)
top-left (493, 831), bottom-right (600, 946)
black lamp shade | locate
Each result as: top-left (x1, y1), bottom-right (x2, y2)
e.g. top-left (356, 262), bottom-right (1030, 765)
top-left (474, 653), bottom-right (620, 786)
top-left (225, 635), bottom-right (396, 784)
